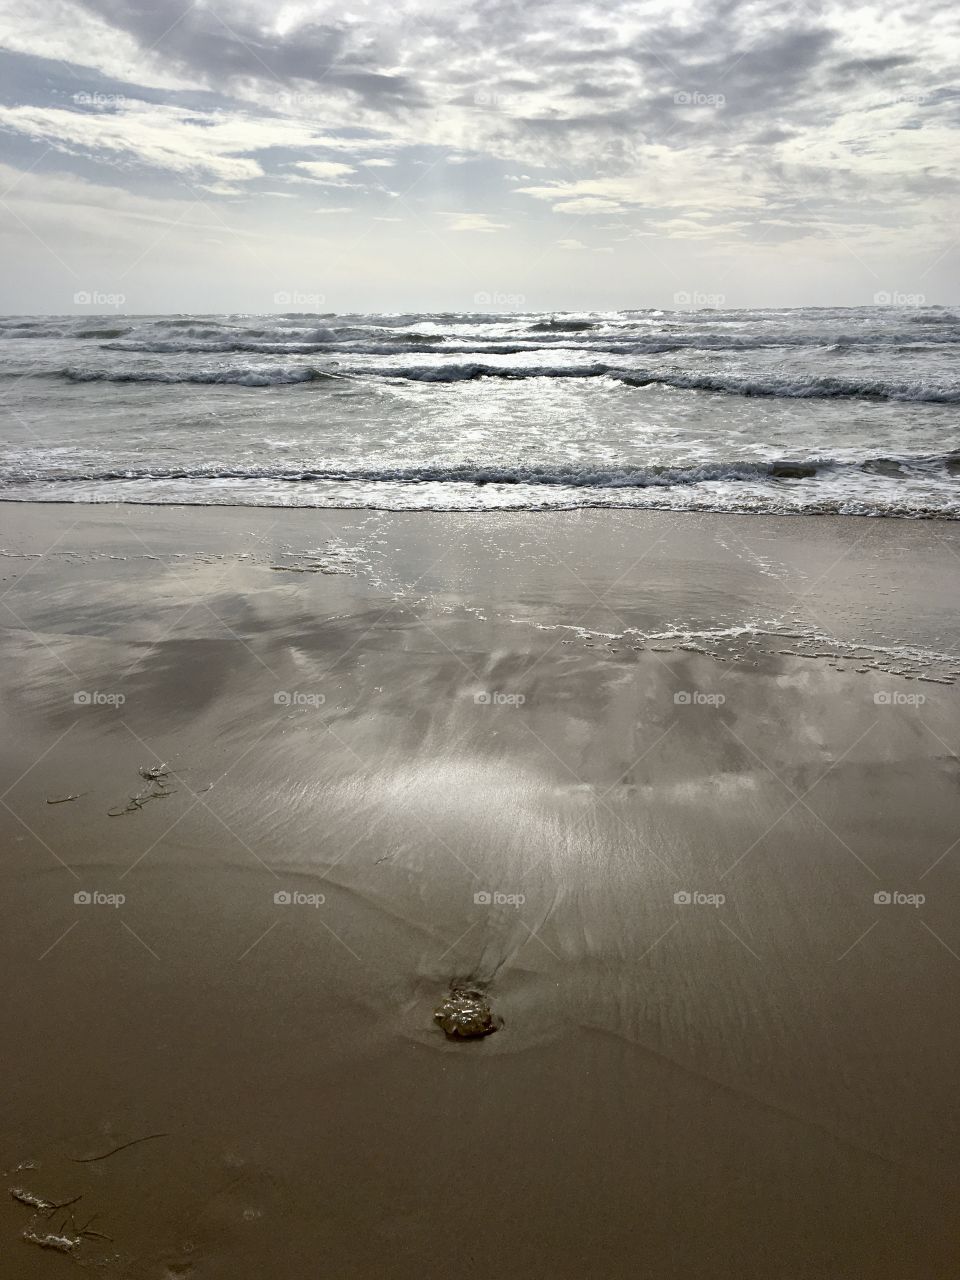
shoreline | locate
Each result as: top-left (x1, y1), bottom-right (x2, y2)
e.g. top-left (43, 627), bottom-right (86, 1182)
top-left (2, 502), bottom-right (960, 1277)
top-left (1, 494), bottom-right (959, 521)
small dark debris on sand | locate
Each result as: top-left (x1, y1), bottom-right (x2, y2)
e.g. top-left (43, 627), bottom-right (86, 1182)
top-left (11, 1187), bottom-right (56, 1211)
top-left (433, 987), bottom-right (498, 1039)
top-left (22, 1228), bottom-right (79, 1253)
top-left (108, 763), bottom-right (177, 817)
top-left (10, 1188), bottom-right (82, 1214)
top-left (138, 763), bottom-right (170, 783)
top-left (11, 1187), bottom-right (110, 1253)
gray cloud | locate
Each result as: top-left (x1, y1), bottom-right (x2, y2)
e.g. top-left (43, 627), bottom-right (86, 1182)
top-left (0, 0), bottom-right (957, 307)
top-left (74, 0), bottom-right (423, 110)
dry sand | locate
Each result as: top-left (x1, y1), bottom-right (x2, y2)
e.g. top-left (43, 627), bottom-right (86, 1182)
top-left (1, 502), bottom-right (959, 1278)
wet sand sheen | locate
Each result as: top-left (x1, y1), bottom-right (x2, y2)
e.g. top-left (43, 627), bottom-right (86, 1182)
top-left (1, 504), bottom-right (959, 1277)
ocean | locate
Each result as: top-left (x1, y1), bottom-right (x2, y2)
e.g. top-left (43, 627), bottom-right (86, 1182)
top-left (1, 306), bottom-right (958, 517)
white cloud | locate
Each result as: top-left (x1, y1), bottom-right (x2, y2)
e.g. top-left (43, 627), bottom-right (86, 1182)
top-left (0, 0), bottom-right (196, 90)
top-left (438, 211), bottom-right (508, 232)
top-left (552, 197), bottom-right (625, 215)
top-left (0, 101), bottom-right (359, 184)
top-left (555, 238), bottom-right (614, 254)
top-left (295, 160), bottom-right (357, 181)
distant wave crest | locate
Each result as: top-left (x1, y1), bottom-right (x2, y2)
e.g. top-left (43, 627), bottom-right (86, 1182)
top-left (57, 365), bottom-right (344, 387)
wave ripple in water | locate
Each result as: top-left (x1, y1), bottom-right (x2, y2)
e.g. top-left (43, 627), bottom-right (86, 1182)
top-left (2, 307), bottom-right (959, 517)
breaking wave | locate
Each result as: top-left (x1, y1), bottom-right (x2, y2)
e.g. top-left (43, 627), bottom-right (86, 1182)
top-left (369, 363), bottom-right (960, 402)
top-left (6, 455), bottom-right (957, 489)
top-left (24, 361), bottom-right (958, 401)
top-left (56, 365), bottom-right (344, 387)
top-left (527, 318), bottom-right (599, 332)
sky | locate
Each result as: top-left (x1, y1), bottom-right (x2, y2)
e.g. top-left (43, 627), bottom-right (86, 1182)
top-left (0, 0), bottom-right (957, 312)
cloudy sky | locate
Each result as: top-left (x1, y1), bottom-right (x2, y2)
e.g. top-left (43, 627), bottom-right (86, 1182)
top-left (0, 0), bottom-right (957, 311)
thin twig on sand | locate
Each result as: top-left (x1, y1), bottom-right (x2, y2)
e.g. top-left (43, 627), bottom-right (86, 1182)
top-left (69, 1132), bottom-right (168, 1163)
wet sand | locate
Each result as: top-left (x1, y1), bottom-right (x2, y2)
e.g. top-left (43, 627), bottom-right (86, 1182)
top-left (2, 502), bottom-right (960, 1278)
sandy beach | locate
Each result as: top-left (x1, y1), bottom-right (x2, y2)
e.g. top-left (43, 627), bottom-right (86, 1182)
top-left (2, 501), bottom-right (960, 1278)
